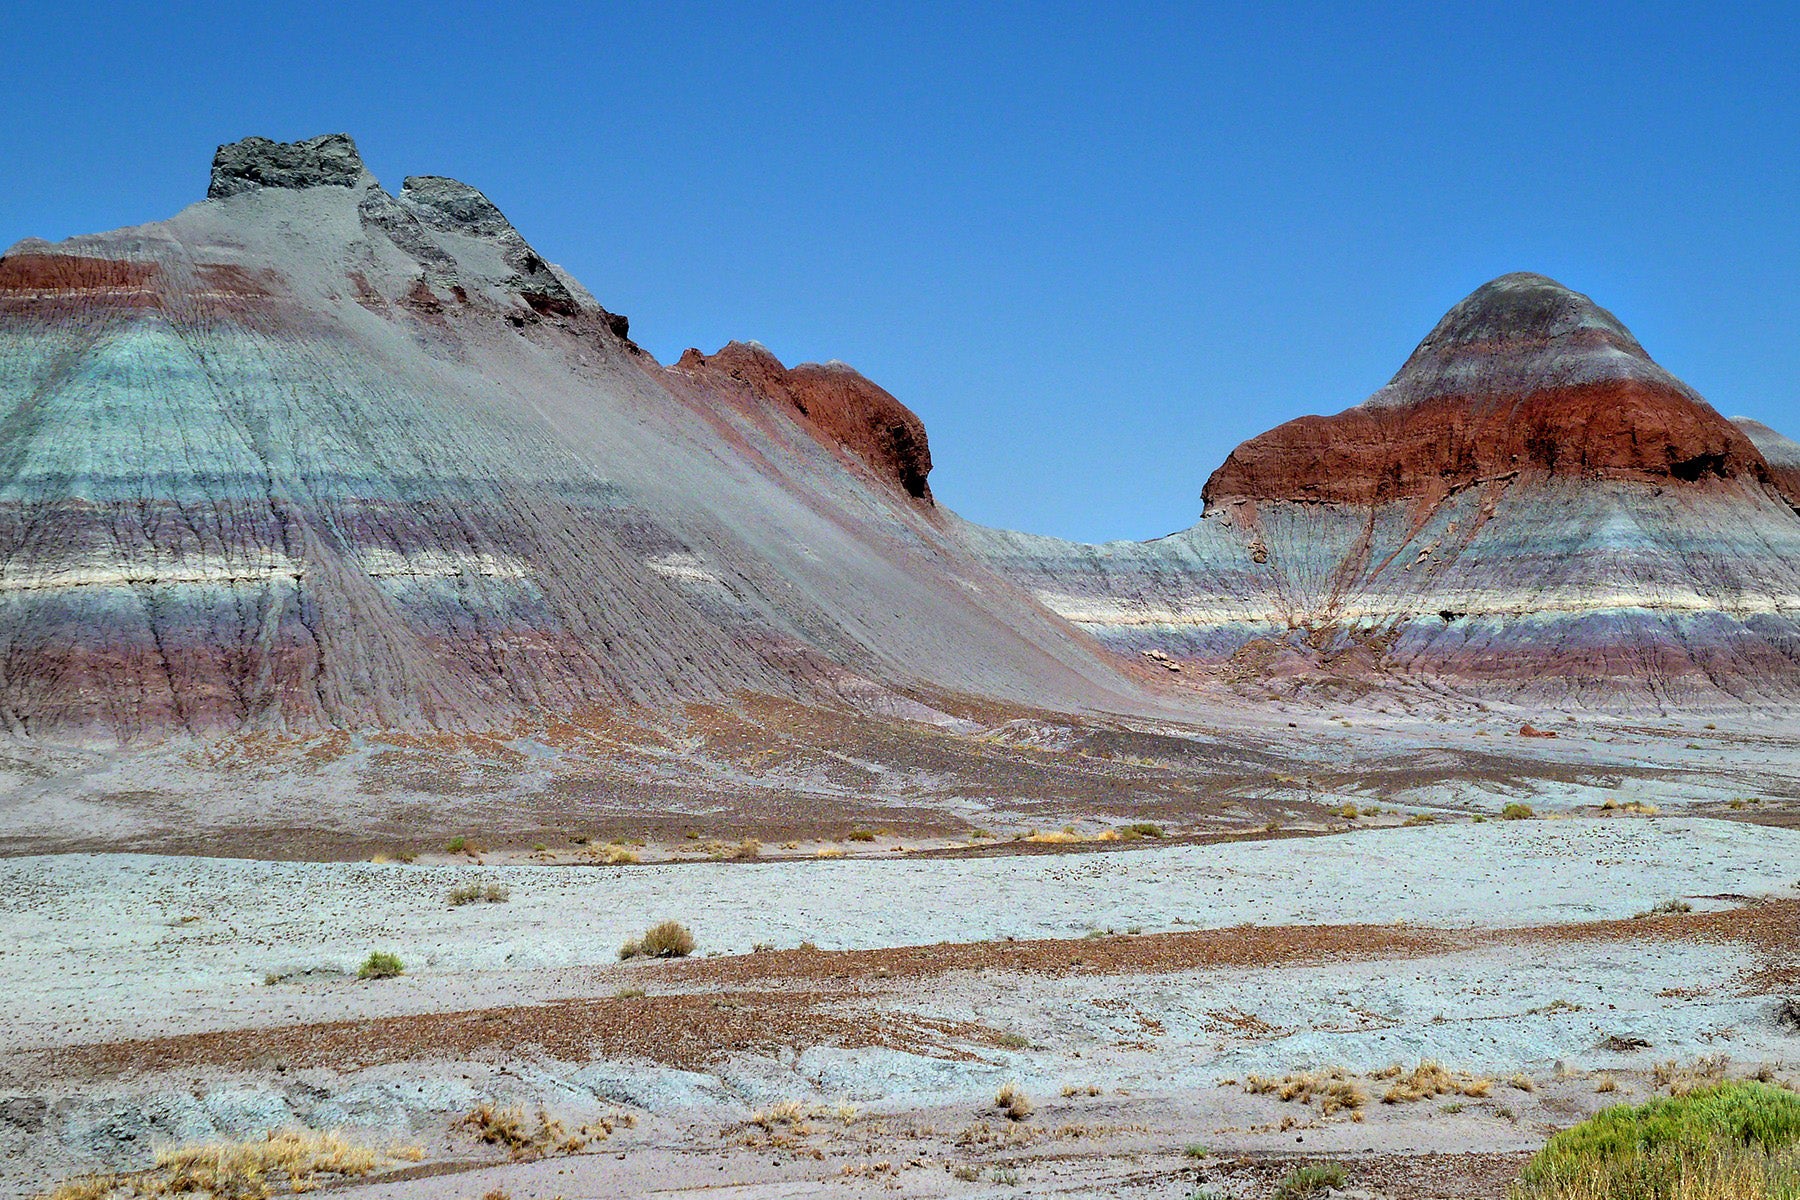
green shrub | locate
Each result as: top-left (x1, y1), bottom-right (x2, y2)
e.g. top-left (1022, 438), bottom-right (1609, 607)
top-left (358, 951), bottom-right (404, 979)
top-left (1502, 803), bottom-right (1535, 820)
top-left (1511, 1081), bottom-right (1800, 1199)
top-left (846, 829), bottom-right (876, 842)
top-left (446, 836), bottom-right (467, 853)
top-left (1120, 822), bottom-right (1166, 838)
top-left (1274, 1163), bottom-right (1347, 1199)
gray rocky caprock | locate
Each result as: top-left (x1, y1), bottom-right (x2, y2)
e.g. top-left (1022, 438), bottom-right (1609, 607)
top-left (208, 133), bottom-right (372, 199)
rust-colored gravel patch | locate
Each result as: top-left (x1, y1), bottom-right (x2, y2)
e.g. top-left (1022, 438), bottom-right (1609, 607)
top-left (652, 921), bottom-right (1472, 988)
top-left (20, 899), bottom-right (1794, 1087)
top-left (23, 990), bottom-right (998, 1083)
top-left (1496, 897), bottom-right (1800, 988)
top-left (1224, 1150), bottom-right (1533, 1200)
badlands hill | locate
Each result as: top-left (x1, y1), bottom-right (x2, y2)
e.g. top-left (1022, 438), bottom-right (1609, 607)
top-left (0, 134), bottom-right (1142, 741)
top-left (970, 274), bottom-right (1800, 708)
top-left (5, 134), bottom-right (1800, 745)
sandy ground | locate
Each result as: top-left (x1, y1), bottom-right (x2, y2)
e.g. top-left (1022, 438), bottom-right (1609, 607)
top-left (4, 817), bottom-right (1798, 1198)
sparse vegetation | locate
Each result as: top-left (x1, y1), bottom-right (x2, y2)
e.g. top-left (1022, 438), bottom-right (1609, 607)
top-left (619, 919), bottom-right (695, 960)
top-left (39, 1129), bottom-right (413, 1200)
top-left (1119, 822), bottom-right (1166, 838)
top-left (445, 836), bottom-right (468, 853)
top-left (847, 829), bottom-right (876, 842)
top-left (1654, 1055), bottom-right (1734, 1096)
top-left (447, 882), bottom-right (510, 906)
top-left (1509, 1081), bottom-right (1800, 1199)
top-left (357, 951), bottom-right (403, 980)
top-left (459, 1102), bottom-right (633, 1161)
top-left (1273, 1162), bottom-right (1348, 1199)
top-left (1635, 898), bottom-right (1694, 919)
top-left (994, 1081), bottom-right (1034, 1121)
top-left (1377, 1061), bottom-right (1493, 1103)
top-left (1502, 803), bottom-right (1535, 820)
top-left (1244, 1068), bottom-right (1368, 1118)
top-left (814, 845), bottom-right (845, 859)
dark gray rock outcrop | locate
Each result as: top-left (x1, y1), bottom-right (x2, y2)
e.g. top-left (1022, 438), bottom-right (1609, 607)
top-left (208, 134), bottom-right (372, 199)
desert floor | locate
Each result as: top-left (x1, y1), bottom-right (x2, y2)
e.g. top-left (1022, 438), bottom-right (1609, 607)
top-left (4, 768), bottom-right (1799, 1200)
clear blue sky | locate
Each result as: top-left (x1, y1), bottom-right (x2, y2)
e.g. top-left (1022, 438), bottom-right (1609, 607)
top-left (4, 3), bottom-right (1797, 541)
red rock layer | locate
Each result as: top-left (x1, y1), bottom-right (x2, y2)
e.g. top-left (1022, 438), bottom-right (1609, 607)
top-left (1202, 273), bottom-right (1775, 509)
top-left (1204, 378), bottom-right (1770, 508)
top-left (0, 253), bottom-right (160, 311)
top-left (674, 342), bottom-right (933, 502)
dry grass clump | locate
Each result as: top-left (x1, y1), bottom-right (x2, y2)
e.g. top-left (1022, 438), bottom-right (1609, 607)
top-left (458, 1103), bottom-right (633, 1161)
top-left (846, 829), bottom-right (877, 842)
top-left (447, 882), bottom-right (510, 906)
top-left (957, 1119), bottom-right (1037, 1148)
top-left (596, 845), bottom-right (639, 865)
top-left (813, 845), bottom-right (845, 859)
top-left (1061, 1084), bottom-right (1103, 1098)
top-left (1023, 828), bottom-right (1084, 844)
top-left (1654, 1055), bottom-right (1734, 1097)
top-left (748, 1099), bottom-right (809, 1131)
top-left (41, 1130), bottom-right (407, 1200)
top-left (1118, 822), bottom-right (1166, 839)
top-left (619, 920), bottom-right (695, 960)
top-left (1635, 898), bottom-right (1694, 919)
top-left (741, 1100), bottom-right (859, 1135)
top-left (1376, 1061), bottom-right (1493, 1104)
top-left (1244, 1068), bottom-right (1368, 1118)
top-left (994, 1082), bottom-right (1034, 1121)
top-left (1508, 1074), bottom-right (1538, 1092)
top-left (1501, 803), bottom-right (1536, 820)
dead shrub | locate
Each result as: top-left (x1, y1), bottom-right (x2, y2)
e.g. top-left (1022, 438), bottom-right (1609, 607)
top-left (1243, 1068), bottom-right (1368, 1117)
top-left (40, 1129), bottom-right (403, 1200)
top-left (994, 1082), bottom-right (1034, 1121)
top-left (620, 919), bottom-right (695, 960)
top-left (1376, 1062), bottom-right (1493, 1104)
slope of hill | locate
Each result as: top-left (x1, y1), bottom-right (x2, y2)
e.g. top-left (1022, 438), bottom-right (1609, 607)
top-left (968, 274), bottom-right (1800, 708)
top-left (0, 134), bottom-right (1142, 741)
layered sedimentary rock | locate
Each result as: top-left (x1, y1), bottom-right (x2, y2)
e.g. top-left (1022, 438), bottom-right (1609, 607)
top-left (0, 134), bottom-right (1134, 740)
top-left (971, 275), bottom-right (1800, 708)
top-left (672, 341), bottom-right (933, 502)
top-left (1734, 417), bottom-right (1800, 511)
top-left (9, 136), bottom-right (1800, 735)
top-left (1203, 274), bottom-right (1768, 507)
